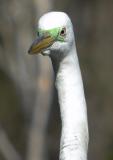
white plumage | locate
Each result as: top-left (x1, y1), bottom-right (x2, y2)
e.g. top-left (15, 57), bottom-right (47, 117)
top-left (28, 11), bottom-right (89, 160)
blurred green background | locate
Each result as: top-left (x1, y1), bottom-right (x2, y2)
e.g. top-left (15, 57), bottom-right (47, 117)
top-left (0, 0), bottom-right (113, 160)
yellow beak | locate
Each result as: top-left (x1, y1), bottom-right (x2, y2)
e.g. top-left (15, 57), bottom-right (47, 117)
top-left (28, 35), bottom-right (55, 54)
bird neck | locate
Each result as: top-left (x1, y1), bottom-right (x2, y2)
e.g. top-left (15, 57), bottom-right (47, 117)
top-left (51, 44), bottom-right (89, 160)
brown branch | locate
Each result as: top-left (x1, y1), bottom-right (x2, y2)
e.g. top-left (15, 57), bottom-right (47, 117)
top-left (0, 127), bottom-right (22, 160)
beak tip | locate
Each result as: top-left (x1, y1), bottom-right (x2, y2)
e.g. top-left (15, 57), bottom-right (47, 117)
top-left (28, 47), bottom-right (32, 54)
top-left (28, 50), bottom-right (30, 54)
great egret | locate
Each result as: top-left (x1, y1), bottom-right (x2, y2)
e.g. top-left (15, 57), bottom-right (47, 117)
top-left (28, 11), bottom-right (89, 160)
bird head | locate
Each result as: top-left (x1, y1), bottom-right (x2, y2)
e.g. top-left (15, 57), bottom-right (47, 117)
top-left (28, 12), bottom-right (74, 58)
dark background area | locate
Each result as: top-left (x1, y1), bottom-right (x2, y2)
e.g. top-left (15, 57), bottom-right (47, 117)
top-left (0, 0), bottom-right (113, 160)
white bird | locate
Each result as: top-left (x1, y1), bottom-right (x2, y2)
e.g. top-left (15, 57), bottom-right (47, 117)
top-left (28, 11), bottom-right (89, 160)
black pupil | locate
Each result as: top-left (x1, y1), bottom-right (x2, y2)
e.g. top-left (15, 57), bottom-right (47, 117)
top-left (61, 29), bottom-right (65, 35)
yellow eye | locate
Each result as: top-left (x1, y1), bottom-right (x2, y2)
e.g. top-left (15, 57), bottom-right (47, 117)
top-left (60, 27), bottom-right (66, 36)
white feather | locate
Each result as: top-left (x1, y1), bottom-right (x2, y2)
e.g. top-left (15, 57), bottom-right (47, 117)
top-left (56, 45), bottom-right (89, 160)
top-left (38, 12), bottom-right (70, 30)
top-left (38, 12), bottom-right (89, 160)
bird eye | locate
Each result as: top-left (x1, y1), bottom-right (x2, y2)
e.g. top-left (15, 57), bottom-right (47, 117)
top-left (60, 27), bottom-right (66, 36)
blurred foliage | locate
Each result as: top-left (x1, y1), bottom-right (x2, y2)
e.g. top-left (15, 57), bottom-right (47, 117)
top-left (0, 69), bottom-right (26, 156)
